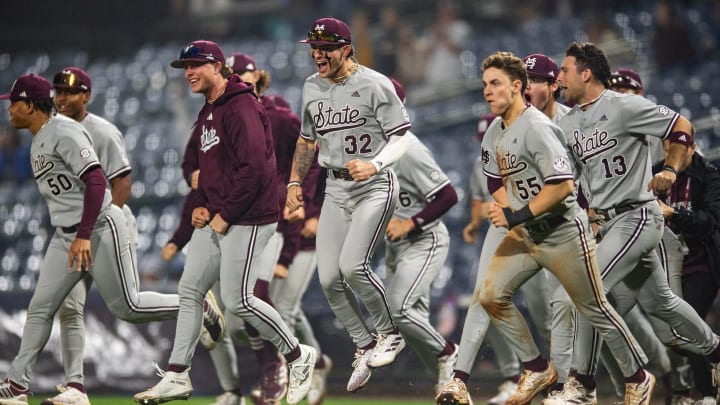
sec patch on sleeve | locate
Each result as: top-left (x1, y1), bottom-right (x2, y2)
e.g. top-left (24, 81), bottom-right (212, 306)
top-left (80, 148), bottom-right (91, 158)
top-left (553, 156), bottom-right (569, 171)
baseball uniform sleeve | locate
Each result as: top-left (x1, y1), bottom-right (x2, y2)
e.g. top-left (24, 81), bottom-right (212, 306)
top-left (374, 77), bottom-right (411, 137)
top-left (469, 156), bottom-right (492, 201)
top-left (620, 94), bottom-right (679, 140)
top-left (480, 130), bottom-right (500, 180)
top-left (300, 81), bottom-right (317, 141)
top-left (527, 123), bottom-right (575, 183)
top-left (86, 115), bottom-right (131, 180)
top-left (55, 125), bottom-right (102, 177)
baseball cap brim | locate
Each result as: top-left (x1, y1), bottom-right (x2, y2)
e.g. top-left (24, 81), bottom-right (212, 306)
top-left (171, 58), bottom-right (213, 68)
top-left (298, 39), bottom-right (347, 45)
top-left (0, 93), bottom-right (10, 100)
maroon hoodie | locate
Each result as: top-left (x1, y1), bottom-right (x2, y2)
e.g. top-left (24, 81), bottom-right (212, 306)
top-left (188, 75), bottom-right (279, 225)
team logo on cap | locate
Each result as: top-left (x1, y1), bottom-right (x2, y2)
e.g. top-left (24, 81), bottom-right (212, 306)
top-left (525, 57), bottom-right (537, 70)
top-left (314, 24), bottom-right (325, 31)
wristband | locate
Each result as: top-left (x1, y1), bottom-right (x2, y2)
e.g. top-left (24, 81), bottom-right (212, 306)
top-left (662, 165), bottom-right (678, 175)
top-left (287, 181), bottom-right (301, 189)
top-left (502, 205), bottom-right (535, 228)
top-left (667, 130), bottom-right (692, 147)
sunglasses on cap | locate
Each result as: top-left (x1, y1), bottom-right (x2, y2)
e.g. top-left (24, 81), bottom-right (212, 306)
top-left (53, 72), bottom-right (88, 91)
top-left (609, 75), bottom-right (640, 89)
top-left (307, 30), bottom-right (350, 43)
top-left (179, 45), bottom-right (218, 61)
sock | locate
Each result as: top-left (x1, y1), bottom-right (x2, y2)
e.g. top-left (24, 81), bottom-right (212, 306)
top-left (625, 368), bottom-right (646, 384)
top-left (315, 354), bottom-right (326, 369)
top-left (262, 341), bottom-right (280, 365)
top-left (360, 341), bottom-right (376, 351)
top-left (571, 370), bottom-right (597, 391)
top-left (285, 346), bottom-right (301, 363)
top-left (437, 340), bottom-right (456, 358)
top-left (708, 342), bottom-right (720, 363)
top-left (453, 370), bottom-right (470, 383)
top-left (510, 374), bottom-right (521, 384)
top-left (67, 382), bottom-right (85, 393)
top-left (522, 355), bottom-right (548, 372)
top-left (248, 335), bottom-right (264, 364)
top-left (168, 364), bottom-right (188, 373)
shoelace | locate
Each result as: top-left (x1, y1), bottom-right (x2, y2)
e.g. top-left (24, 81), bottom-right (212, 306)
top-left (152, 361), bottom-right (167, 378)
top-left (555, 379), bottom-right (584, 399)
top-left (351, 351), bottom-right (367, 368)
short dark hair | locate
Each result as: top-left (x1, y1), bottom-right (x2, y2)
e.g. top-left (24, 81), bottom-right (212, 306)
top-left (29, 98), bottom-right (54, 115)
top-left (565, 42), bottom-right (611, 89)
top-left (482, 51), bottom-right (528, 93)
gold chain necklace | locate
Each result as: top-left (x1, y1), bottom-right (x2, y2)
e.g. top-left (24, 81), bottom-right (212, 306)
top-left (332, 63), bottom-right (358, 84)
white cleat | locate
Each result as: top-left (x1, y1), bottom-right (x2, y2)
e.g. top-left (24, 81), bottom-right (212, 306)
top-left (367, 331), bottom-right (406, 368)
top-left (347, 348), bottom-right (373, 392)
top-left (487, 380), bottom-right (518, 405)
top-left (286, 344), bottom-right (316, 405)
top-left (133, 363), bottom-right (192, 405)
top-left (40, 385), bottom-right (90, 405)
top-left (308, 354), bottom-right (332, 405)
top-left (0, 379), bottom-right (29, 405)
top-left (209, 391), bottom-right (245, 405)
top-left (437, 344), bottom-right (459, 394)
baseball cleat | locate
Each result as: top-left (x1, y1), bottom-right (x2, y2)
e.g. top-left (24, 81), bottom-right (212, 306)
top-left (260, 353), bottom-right (288, 403)
top-left (133, 363), bottom-right (192, 405)
top-left (367, 331), bottom-right (406, 368)
top-left (624, 370), bottom-right (654, 405)
top-left (202, 290), bottom-right (226, 349)
top-left (347, 348), bottom-right (373, 392)
top-left (668, 394), bottom-right (695, 405)
top-left (40, 385), bottom-right (90, 405)
top-left (542, 376), bottom-right (596, 404)
top-left (0, 378), bottom-right (29, 405)
top-left (308, 354), bottom-right (333, 405)
top-left (437, 344), bottom-right (459, 394)
top-left (286, 344), bottom-right (316, 405)
top-left (506, 363), bottom-right (558, 405)
top-left (435, 378), bottom-right (470, 405)
top-left (209, 391), bottom-right (245, 405)
top-left (487, 380), bottom-right (518, 405)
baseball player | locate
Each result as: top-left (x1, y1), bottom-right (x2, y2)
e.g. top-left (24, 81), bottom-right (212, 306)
top-left (547, 41), bottom-right (720, 405)
top-left (381, 78), bottom-right (460, 392)
top-left (38, 66), bottom-right (133, 405)
top-left (286, 17), bottom-right (411, 392)
top-left (0, 74), bottom-right (228, 405)
top-left (458, 51), bottom-right (652, 405)
top-left (134, 40), bottom-right (315, 405)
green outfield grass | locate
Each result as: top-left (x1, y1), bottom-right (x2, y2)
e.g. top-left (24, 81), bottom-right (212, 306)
top-left (27, 396), bottom-right (431, 405)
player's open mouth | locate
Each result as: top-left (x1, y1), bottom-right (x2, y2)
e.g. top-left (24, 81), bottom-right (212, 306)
top-left (525, 94), bottom-right (532, 103)
top-left (316, 61), bottom-right (329, 74)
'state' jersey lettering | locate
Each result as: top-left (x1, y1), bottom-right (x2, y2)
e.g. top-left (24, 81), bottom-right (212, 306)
top-left (300, 65), bottom-right (411, 169)
top-left (31, 115), bottom-right (111, 227)
top-left (559, 90), bottom-right (679, 209)
top-left (481, 107), bottom-right (577, 220)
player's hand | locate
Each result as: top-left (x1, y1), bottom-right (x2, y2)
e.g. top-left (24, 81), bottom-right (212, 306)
top-left (68, 238), bottom-right (93, 272)
top-left (209, 213), bottom-right (229, 235)
top-left (489, 202), bottom-right (510, 229)
top-left (161, 242), bottom-right (179, 261)
top-left (284, 206), bottom-right (305, 222)
top-left (286, 183), bottom-right (304, 212)
top-left (385, 217), bottom-right (415, 241)
top-left (191, 170), bottom-right (200, 190)
top-left (301, 217), bottom-right (319, 238)
top-left (346, 159), bottom-right (377, 182)
top-left (463, 222), bottom-right (479, 244)
top-left (274, 264), bottom-right (289, 279)
top-left (657, 199), bottom-right (676, 219)
top-left (648, 170), bottom-right (676, 195)
top-left (191, 207), bottom-right (211, 228)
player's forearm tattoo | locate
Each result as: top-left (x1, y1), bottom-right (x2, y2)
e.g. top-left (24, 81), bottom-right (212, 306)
top-left (293, 141), bottom-right (315, 182)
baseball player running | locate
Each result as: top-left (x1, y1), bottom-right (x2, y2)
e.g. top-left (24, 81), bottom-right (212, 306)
top-left (134, 40), bottom-right (315, 405)
top-left (382, 78), bottom-right (460, 392)
top-left (38, 66), bottom-right (133, 405)
top-left (0, 74), bottom-right (226, 405)
top-left (286, 17), bottom-right (411, 392)
top-left (460, 51), bottom-right (651, 405)
top-left (547, 42), bottom-right (720, 405)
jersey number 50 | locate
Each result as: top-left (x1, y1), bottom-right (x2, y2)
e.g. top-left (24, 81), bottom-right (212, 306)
top-left (47, 174), bottom-right (73, 195)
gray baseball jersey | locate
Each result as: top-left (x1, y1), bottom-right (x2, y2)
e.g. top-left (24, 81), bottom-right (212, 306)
top-left (469, 155), bottom-right (493, 202)
top-left (385, 132), bottom-right (451, 362)
top-left (57, 111), bottom-right (134, 386)
top-left (300, 65), bottom-right (410, 170)
top-left (560, 90), bottom-right (678, 209)
top-left (552, 103), bottom-right (571, 125)
top-left (476, 105), bottom-right (647, 378)
top-left (300, 64), bottom-right (410, 351)
top-left (9, 115), bottom-right (179, 387)
top-left (481, 106), bottom-right (580, 221)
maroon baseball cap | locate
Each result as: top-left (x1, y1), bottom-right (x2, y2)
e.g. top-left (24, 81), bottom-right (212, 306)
top-left (389, 77), bottom-right (406, 103)
top-left (227, 53), bottom-right (257, 74)
top-left (476, 114), bottom-right (497, 141)
top-left (299, 17), bottom-right (352, 45)
top-left (53, 67), bottom-right (91, 92)
top-left (264, 94), bottom-right (291, 109)
top-left (171, 40), bottom-right (225, 68)
top-left (610, 68), bottom-right (643, 90)
top-left (523, 54), bottom-right (559, 81)
top-left (0, 74), bottom-right (53, 102)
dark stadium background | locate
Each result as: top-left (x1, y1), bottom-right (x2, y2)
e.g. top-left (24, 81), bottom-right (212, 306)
top-left (1, 0), bottom-right (719, 402)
